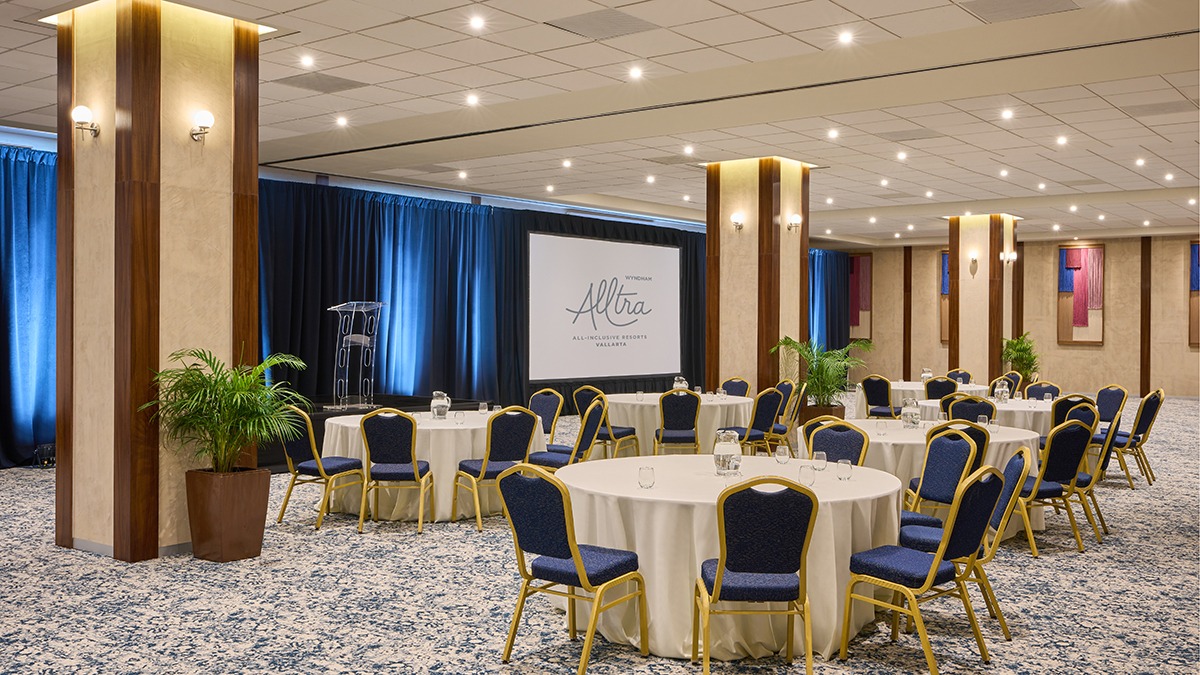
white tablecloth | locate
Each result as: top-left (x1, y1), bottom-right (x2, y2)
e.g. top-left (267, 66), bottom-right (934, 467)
top-left (853, 381), bottom-right (988, 418)
top-left (555, 455), bottom-right (901, 660)
top-left (918, 398), bottom-right (1054, 435)
top-left (606, 393), bottom-right (753, 455)
top-left (322, 411), bottom-right (547, 522)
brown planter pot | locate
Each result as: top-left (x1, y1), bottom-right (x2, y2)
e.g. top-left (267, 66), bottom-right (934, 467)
top-left (185, 467), bottom-right (271, 563)
top-left (798, 404), bottom-right (845, 423)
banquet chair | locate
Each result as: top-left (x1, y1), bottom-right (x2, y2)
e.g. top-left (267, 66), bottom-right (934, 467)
top-left (692, 477), bottom-right (819, 675)
top-left (774, 379), bottom-right (796, 422)
top-left (807, 420), bottom-right (869, 466)
top-left (924, 376), bottom-right (957, 402)
top-left (529, 399), bottom-right (606, 471)
top-left (900, 421), bottom-right (989, 531)
top-left (653, 389), bottom-right (702, 455)
top-left (528, 388), bottom-right (564, 444)
top-left (904, 429), bottom-right (978, 522)
top-left (1077, 411), bottom-right (1122, 542)
top-left (573, 385), bottom-right (637, 459)
top-left (1065, 401), bottom-right (1099, 429)
top-left (452, 406), bottom-right (539, 531)
top-left (496, 464), bottom-right (648, 675)
top-left (719, 387), bottom-right (783, 456)
top-left (1093, 384), bottom-right (1128, 436)
top-left (358, 408), bottom-right (434, 534)
top-left (861, 375), bottom-right (900, 418)
top-left (277, 404), bottom-right (366, 530)
top-left (720, 376), bottom-right (751, 398)
top-left (799, 414), bottom-right (841, 457)
top-left (1040, 394), bottom-right (1095, 448)
top-left (1012, 419), bottom-right (1095, 557)
top-left (1024, 381), bottom-right (1060, 400)
top-left (899, 447), bottom-right (1033, 642)
top-left (946, 368), bottom-right (972, 385)
top-left (1002, 370), bottom-right (1023, 393)
top-left (767, 382), bottom-right (807, 456)
top-left (948, 396), bottom-right (996, 424)
top-left (939, 392), bottom-right (969, 416)
top-left (839, 465), bottom-right (1005, 674)
top-left (1106, 389), bottom-right (1165, 488)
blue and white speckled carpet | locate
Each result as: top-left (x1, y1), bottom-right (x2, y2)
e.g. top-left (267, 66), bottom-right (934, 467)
top-left (2, 398), bottom-right (1197, 674)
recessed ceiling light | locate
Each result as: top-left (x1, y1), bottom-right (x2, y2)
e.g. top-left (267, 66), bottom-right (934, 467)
top-left (546, 185), bottom-right (554, 192)
top-left (1056, 136), bottom-right (1068, 145)
top-left (562, 159), bottom-right (572, 168)
top-left (300, 55), bottom-right (314, 67)
top-left (894, 232), bottom-right (901, 238)
top-left (964, 211), bottom-right (972, 216)
top-left (1073, 236), bottom-right (1079, 241)
top-left (906, 224), bottom-right (914, 231)
top-left (925, 190), bottom-right (933, 198)
top-left (466, 93), bottom-right (480, 106)
top-left (825, 229), bottom-right (832, 235)
top-left (896, 151), bottom-right (907, 160)
top-left (1143, 220), bottom-right (1150, 226)
top-left (1000, 169), bottom-right (1009, 177)
top-left (1038, 183), bottom-right (1046, 190)
top-left (1098, 214), bottom-right (1105, 220)
top-left (1190, 198), bottom-right (1197, 206)
top-left (457, 171), bottom-right (467, 179)
top-left (335, 116), bottom-right (347, 127)
top-left (1165, 173), bottom-right (1174, 181)
top-left (827, 129), bottom-right (839, 139)
top-left (683, 145), bottom-right (694, 155)
top-left (1069, 205), bottom-right (1077, 212)
top-left (1001, 109), bottom-right (1014, 120)
top-left (645, 175), bottom-right (655, 184)
top-left (869, 217), bottom-right (877, 224)
top-left (629, 66), bottom-right (643, 80)
top-left (1135, 158), bottom-right (1145, 167)
top-left (825, 197), bottom-right (834, 204)
top-left (682, 195), bottom-right (690, 202)
top-left (1052, 224), bottom-right (1061, 231)
top-left (838, 31), bottom-right (853, 44)
top-left (880, 179), bottom-right (888, 186)
top-left (469, 15), bottom-right (484, 31)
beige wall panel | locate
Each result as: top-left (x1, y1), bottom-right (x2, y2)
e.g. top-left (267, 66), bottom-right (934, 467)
top-left (957, 216), bottom-right (991, 380)
top-left (1151, 237), bottom-right (1199, 397)
top-left (912, 247), bottom-right (949, 376)
top-left (71, 0), bottom-right (117, 548)
top-left (777, 159), bottom-right (803, 377)
top-left (851, 248), bottom-right (901, 383)
top-left (157, 3), bottom-right (236, 547)
top-left (1024, 239), bottom-right (1140, 395)
top-left (717, 159), bottom-right (759, 389)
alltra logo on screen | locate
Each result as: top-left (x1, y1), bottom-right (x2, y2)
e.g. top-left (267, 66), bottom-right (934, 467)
top-left (566, 277), bottom-right (652, 329)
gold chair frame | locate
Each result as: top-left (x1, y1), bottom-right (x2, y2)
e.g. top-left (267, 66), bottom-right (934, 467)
top-left (653, 389), bottom-right (702, 455)
top-left (277, 404), bottom-right (366, 530)
top-left (528, 387), bottom-right (565, 445)
top-left (766, 382), bottom-right (807, 456)
top-left (861, 374), bottom-right (898, 419)
top-left (497, 464), bottom-right (649, 675)
top-left (357, 408), bottom-right (435, 534)
top-left (451, 405), bottom-right (537, 531)
top-left (922, 376), bottom-right (957, 401)
top-left (945, 368), bottom-right (973, 384)
top-left (1106, 388), bottom-right (1164, 489)
top-left (720, 376), bottom-right (751, 397)
top-left (948, 395), bottom-right (996, 423)
top-left (804, 419), bottom-right (870, 466)
top-left (579, 388), bottom-right (640, 459)
top-left (1012, 418), bottom-right (1098, 557)
top-left (1080, 411), bottom-right (1123, 543)
top-left (737, 386), bottom-right (784, 456)
top-left (545, 398), bottom-right (607, 471)
top-left (905, 428), bottom-right (979, 515)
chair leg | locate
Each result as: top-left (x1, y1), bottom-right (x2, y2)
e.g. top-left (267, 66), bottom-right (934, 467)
top-left (472, 478), bottom-right (484, 532)
top-left (691, 585), bottom-right (701, 664)
top-left (502, 579), bottom-right (531, 663)
top-left (276, 475), bottom-right (298, 523)
top-left (1016, 499), bottom-right (1039, 557)
top-left (1114, 450), bottom-right (1136, 489)
top-left (890, 590), bottom-right (902, 640)
top-left (839, 579), bottom-right (857, 660)
top-left (802, 597), bottom-right (814, 675)
top-left (974, 564), bottom-right (1011, 641)
top-left (701, 592), bottom-right (713, 674)
top-left (428, 480), bottom-right (437, 529)
top-left (357, 482), bottom-right (370, 533)
top-left (786, 604), bottom-right (795, 662)
top-left (905, 590), bottom-right (940, 675)
top-left (451, 475), bottom-right (461, 522)
top-left (567, 588), bottom-right (577, 640)
top-left (416, 479), bottom-right (427, 534)
top-left (1060, 497), bottom-right (1085, 552)
top-left (957, 579), bottom-right (990, 663)
top-left (1076, 491), bottom-right (1102, 544)
top-left (1090, 490), bottom-right (1109, 535)
top-left (315, 478), bottom-right (333, 530)
top-left (637, 575), bottom-right (649, 657)
top-left (577, 584), bottom-right (608, 675)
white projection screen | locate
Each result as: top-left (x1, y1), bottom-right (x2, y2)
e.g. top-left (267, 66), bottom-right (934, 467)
top-left (529, 233), bottom-right (681, 381)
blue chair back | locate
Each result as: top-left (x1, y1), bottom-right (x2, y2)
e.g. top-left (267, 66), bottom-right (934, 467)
top-left (528, 388), bottom-right (564, 435)
top-left (361, 409), bottom-right (417, 465)
top-left (1003, 371), bottom-right (1022, 393)
top-left (924, 377), bottom-right (956, 401)
top-left (1095, 385), bottom-right (1127, 424)
top-left (1025, 382), bottom-right (1060, 400)
top-left (774, 380), bottom-right (795, 415)
top-left (800, 415), bottom-right (840, 451)
top-left (571, 399), bottom-right (607, 462)
top-left (1051, 394), bottom-right (1094, 426)
top-left (1065, 402), bottom-right (1098, 429)
top-left (498, 467), bottom-right (573, 559)
top-left (990, 448), bottom-right (1032, 532)
top-left (946, 369), bottom-right (972, 384)
top-left (749, 388), bottom-right (784, 433)
top-left (949, 397), bottom-right (996, 423)
top-left (915, 431), bottom-right (977, 504)
top-left (719, 478), bottom-right (817, 576)
top-left (1131, 389), bottom-right (1164, 438)
top-left (925, 420), bottom-right (989, 472)
top-left (1097, 411), bottom-right (1123, 473)
top-left (940, 392), bottom-right (967, 414)
top-left (1041, 420), bottom-right (1092, 484)
top-left (721, 377), bottom-right (750, 397)
top-left (282, 405), bottom-right (319, 465)
top-left (941, 467), bottom-right (1005, 562)
top-left (573, 385), bottom-right (602, 416)
top-left (660, 390), bottom-right (701, 431)
top-left (809, 422), bottom-right (868, 465)
top-left (486, 407), bottom-right (539, 464)
top-left (860, 375), bottom-right (891, 407)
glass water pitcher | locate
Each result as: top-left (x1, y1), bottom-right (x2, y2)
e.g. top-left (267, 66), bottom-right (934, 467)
top-left (431, 391), bottom-right (451, 419)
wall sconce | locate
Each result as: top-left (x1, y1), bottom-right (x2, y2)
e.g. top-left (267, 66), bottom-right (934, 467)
top-left (730, 211), bottom-right (745, 231)
top-left (969, 251), bottom-right (978, 264)
top-left (190, 110), bottom-right (214, 142)
top-left (999, 250), bottom-right (1018, 264)
top-left (787, 213), bottom-right (802, 232)
top-left (71, 106), bottom-right (99, 137)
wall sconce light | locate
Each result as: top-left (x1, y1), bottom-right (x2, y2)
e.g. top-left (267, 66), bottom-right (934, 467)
top-left (787, 213), bottom-right (802, 231)
top-left (969, 251), bottom-right (978, 264)
top-left (999, 250), bottom-right (1018, 264)
top-left (71, 106), bottom-right (99, 137)
top-left (730, 211), bottom-right (745, 231)
top-left (190, 110), bottom-right (214, 142)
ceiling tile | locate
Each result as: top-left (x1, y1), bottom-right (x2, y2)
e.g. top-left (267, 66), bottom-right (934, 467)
top-left (719, 34), bottom-right (818, 61)
top-left (651, 47), bottom-right (748, 72)
top-left (486, 54), bottom-right (574, 78)
top-left (533, 70), bottom-right (622, 91)
top-left (484, 0), bottom-right (608, 23)
top-left (286, 0), bottom-right (407, 32)
top-left (361, 19), bottom-right (463, 49)
top-left (602, 28), bottom-right (705, 57)
top-left (871, 5), bottom-right (983, 37)
top-left (485, 23), bottom-right (591, 51)
top-left (306, 32), bottom-right (406, 60)
top-left (748, 1), bottom-right (861, 32)
top-left (672, 14), bottom-right (780, 46)
top-left (430, 65), bottom-right (517, 88)
top-left (426, 37), bottom-right (526, 63)
top-left (541, 41), bottom-right (635, 68)
top-left (374, 50), bottom-right (467, 74)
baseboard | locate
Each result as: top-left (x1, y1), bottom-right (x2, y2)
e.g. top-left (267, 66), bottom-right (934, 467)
top-left (72, 538), bottom-right (192, 558)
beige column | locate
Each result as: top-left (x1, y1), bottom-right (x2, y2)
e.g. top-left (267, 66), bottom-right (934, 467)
top-left (949, 213), bottom-right (1018, 384)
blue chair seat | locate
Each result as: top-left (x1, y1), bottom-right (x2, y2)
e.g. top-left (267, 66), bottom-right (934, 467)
top-left (1038, 435), bottom-right (1047, 449)
top-left (458, 458), bottom-right (516, 479)
top-left (700, 558), bottom-right (799, 602)
top-left (546, 443), bottom-right (574, 454)
top-left (850, 545), bottom-right (956, 589)
top-left (718, 426), bottom-right (766, 442)
top-left (656, 429), bottom-right (697, 443)
top-left (1020, 476), bottom-right (1063, 499)
top-left (299, 456), bottom-right (361, 477)
top-left (1076, 472), bottom-right (1094, 489)
top-left (899, 525), bottom-right (944, 553)
top-left (869, 406), bottom-right (901, 417)
top-left (908, 477), bottom-right (920, 492)
top-left (1094, 430), bottom-right (1139, 446)
top-left (369, 461), bottom-right (429, 481)
top-left (598, 426), bottom-right (636, 441)
top-left (771, 422), bottom-right (787, 434)
top-left (531, 544), bottom-right (639, 587)
top-left (528, 451), bottom-right (571, 469)
top-left (900, 510), bottom-right (943, 529)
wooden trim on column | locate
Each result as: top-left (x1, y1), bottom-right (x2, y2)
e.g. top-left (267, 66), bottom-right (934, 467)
top-left (233, 21), bottom-right (260, 468)
top-left (55, 15), bottom-right (75, 550)
top-left (113, 0), bottom-right (160, 563)
top-left (947, 218), bottom-right (960, 368)
top-left (704, 163), bottom-right (720, 390)
top-left (757, 158), bottom-right (781, 388)
top-left (1012, 240), bottom-right (1024, 337)
top-left (797, 166), bottom-right (810, 346)
top-left (1140, 236), bottom-right (1151, 395)
top-left (987, 215), bottom-right (1003, 382)
top-left (902, 246), bottom-right (912, 381)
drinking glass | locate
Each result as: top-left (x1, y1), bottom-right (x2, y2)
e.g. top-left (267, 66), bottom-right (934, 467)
top-left (1013, 391), bottom-right (1023, 402)
top-left (836, 459), bottom-right (852, 481)
top-left (694, 386), bottom-right (703, 394)
top-left (728, 454), bottom-right (743, 476)
top-left (716, 387), bottom-right (726, 400)
top-left (478, 402), bottom-right (489, 414)
top-left (638, 466), bottom-right (655, 489)
top-left (454, 411), bottom-right (465, 426)
top-left (977, 414), bottom-right (989, 426)
top-left (937, 412), bottom-right (948, 423)
top-left (875, 420), bottom-right (888, 437)
top-left (774, 445), bottom-right (790, 464)
top-left (812, 451), bottom-right (827, 472)
top-left (636, 390), bottom-right (644, 401)
top-left (798, 464), bottom-right (816, 487)
top-left (493, 405), bottom-right (502, 412)
top-left (1044, 393), bottom-right (1053, 402)
top-left (989, 417), bottom-right (999, 430)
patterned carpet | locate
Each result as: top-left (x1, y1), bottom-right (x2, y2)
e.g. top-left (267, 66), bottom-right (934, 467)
top-left (1, 398), bottom-right (1196, 674)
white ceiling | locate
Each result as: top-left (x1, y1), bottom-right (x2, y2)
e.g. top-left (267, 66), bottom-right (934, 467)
top-left (0, 0), bottom-right (1196, 243)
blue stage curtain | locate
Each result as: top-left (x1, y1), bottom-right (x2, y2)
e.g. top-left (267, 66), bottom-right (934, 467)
top-left (1190, 243), bottom-right (1198, 292)
top-left (809, 248), bottom-right (850, 351)
top-left (940, 252), bottom-right (949, 296)
top-left (0, 145), bottom-right (57, 467)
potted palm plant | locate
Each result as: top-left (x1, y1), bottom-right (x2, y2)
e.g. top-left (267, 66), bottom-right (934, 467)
top-left (141, 348), bottom-right (309, 562)
top-left (771, 337), bottom-right (873, 421)
top-left (1001, 332), bottom-right (1040, 390)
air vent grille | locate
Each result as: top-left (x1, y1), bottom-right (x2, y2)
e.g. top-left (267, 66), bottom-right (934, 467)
top-left (275, 73), bottom-right (369, 94)
top-left (959, 0), bottom-right (1078, 24)
top-left (546, 9), bottom-right (658, 41)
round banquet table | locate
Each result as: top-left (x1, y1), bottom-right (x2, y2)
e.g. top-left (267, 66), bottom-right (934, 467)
top-left (853, 381), bottom-right (988, 419)
top-left (918, 398), bottom-right (1054, 435)
top-left (555, 455), bottom-right (901, 660)
top-left (605, 392), bottom-right (753, 455)
top-left (321, 411), bottom-right (547, 522)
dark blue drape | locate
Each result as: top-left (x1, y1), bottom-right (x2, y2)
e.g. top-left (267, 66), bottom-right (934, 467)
top-left (0, 145), bottom-right (56, 467)
top-left (940, 252), bottom-right (950, 296)
top-left (1058, 247), bottom-right (1074, 292)
top-left (809, 248), bottom-right (850, 351)
top-left (1190, 243), bottom-right (1198, 292)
